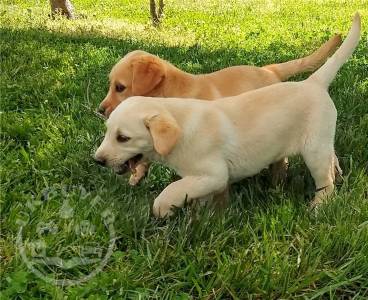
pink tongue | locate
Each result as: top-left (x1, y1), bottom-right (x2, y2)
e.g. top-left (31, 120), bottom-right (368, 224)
top-left (128, 159), bottom-right (136, 173)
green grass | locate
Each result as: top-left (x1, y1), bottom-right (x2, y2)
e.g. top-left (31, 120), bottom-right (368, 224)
top-left (1, 0), bottom-right (368, 298)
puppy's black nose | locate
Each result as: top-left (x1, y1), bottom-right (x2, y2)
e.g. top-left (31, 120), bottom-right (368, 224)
top-left (97, 106), bottom-right (105, 115)
top-left (94, 157), bottom-right (106, 167)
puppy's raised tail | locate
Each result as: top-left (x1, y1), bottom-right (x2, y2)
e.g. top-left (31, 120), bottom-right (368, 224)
top-left (263, 34), bottom-right (342, 81)
top-left (308, 13), bottom-right (361, 88)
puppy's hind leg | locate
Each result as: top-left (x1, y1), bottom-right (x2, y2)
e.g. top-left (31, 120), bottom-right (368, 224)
top-left (302, 146), bottom-right (337, 209)
top-left (333, 153), bottom-right (343, 182)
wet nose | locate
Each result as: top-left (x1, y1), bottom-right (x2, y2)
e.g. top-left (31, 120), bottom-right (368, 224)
top-left (94, 157), bottom-right (106, 167)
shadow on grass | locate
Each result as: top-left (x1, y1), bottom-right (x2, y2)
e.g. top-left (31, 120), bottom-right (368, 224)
top-left (1, 26), bottom-right (367, 208)
top-left (1, 25), bottom-right (349, 111)
top-left (1, 25), bottom-right (366, 110)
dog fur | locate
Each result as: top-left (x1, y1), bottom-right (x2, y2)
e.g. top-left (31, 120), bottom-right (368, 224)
top-left (95, 14), bottom-right (360, 218)
top-left (98, 35), bottom-right (342, 186)
top-left (99, 36), bottom-right (341, 116)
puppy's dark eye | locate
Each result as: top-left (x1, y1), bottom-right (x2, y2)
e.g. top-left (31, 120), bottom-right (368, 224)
top-left (117, 134), bottom-right (130, 143)
top-left (115, 83), bottom-right (126, 93)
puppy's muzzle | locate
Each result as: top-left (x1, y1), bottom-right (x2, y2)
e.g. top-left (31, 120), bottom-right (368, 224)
top-left (116, 162), bottom-right (130, 175)
top-left (117, 154), bottom-right (143, 175)
top-left (94, 154), bottom-right (143, 175)
top-left (94, 157), bottom-right (106, 167)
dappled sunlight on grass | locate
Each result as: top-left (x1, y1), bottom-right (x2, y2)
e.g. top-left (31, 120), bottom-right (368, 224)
top-left (1, 0), bottom-right (367, 298)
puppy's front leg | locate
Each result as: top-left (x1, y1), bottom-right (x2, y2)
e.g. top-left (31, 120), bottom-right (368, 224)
top-left (153, 175), bottom-right (227, 218)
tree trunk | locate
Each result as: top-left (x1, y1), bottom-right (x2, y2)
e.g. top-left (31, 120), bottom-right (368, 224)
top-left (149, 0), bottom-right (164, 27)
top-left (50, 0), bottom-right (75, 19)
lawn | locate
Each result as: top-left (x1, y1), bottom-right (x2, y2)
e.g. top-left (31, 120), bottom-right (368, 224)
top-left (1, 0), bottom-right (367, 298)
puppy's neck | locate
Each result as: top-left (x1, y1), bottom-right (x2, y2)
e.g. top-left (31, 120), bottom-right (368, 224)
top-left (162, 65), bottom-right (199, 98)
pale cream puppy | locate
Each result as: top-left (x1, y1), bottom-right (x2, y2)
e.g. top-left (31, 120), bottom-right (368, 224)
top-left (95, 14), bottom-right (360, 218)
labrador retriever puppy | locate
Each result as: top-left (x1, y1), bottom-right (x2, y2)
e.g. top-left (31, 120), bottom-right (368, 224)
top-left (98, 35), bottom-right (342, 186)
top-left (95, 13), bottom-right (360, 218)
top-left (98, 36), bottom-right (342, 116)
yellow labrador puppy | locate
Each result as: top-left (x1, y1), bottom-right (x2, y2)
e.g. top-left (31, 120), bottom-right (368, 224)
top-left (98, 36), bottom-right (341, 116)
top-left (95, 14), bottom-right (360, 218)
top-left (99, 35), bottom-right (342, 186)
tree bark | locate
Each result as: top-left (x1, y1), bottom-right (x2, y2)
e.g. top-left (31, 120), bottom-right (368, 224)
top-left (50, 0), bottom-right (75, 19)
top-left (149, 0), bottom-right (164, 27)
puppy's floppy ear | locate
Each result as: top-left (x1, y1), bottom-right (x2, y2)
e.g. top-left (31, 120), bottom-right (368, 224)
top-left (144, 113), bottom-right (181, 156)
top-left (131, 55), bottom-right (165, 95)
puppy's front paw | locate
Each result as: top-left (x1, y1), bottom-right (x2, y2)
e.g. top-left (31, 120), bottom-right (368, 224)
top-left (152, 200), bottom-right (174, 218)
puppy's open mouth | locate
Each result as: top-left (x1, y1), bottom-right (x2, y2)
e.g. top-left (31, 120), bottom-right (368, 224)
top-left (128, 154), bottom-right (143, 173)
top-left (116, 154), bottom-right (143, 175)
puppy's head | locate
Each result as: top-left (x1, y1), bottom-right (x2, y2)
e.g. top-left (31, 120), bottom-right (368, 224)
top-left (94, 98), bottom-right (181, 174)
top-left (98, 51), bottom-right (166, 117)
